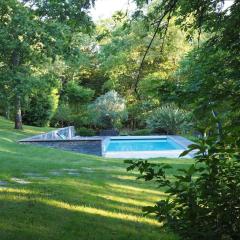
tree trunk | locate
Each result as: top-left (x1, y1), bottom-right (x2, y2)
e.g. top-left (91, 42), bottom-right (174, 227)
top-left (12, 49), bottom-right (23, 129)
top-left (15, 95), bottom-right (22, 129)
top-left (212, 110), bottom-right (222, 140)
top-left (5, 104), bottom-right (10, 119)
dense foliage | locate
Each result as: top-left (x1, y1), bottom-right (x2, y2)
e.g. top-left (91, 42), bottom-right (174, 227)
top-left (124, 0), bottom-right (240, 239)
top-left (76, 127), bottom-right (96, 137)
top-left (0, 0), bottom-right (239, 238)
top-left (0, 0), bottom-right (94, 129)
top-left (0, 0), bottom-right (192, 132)
top-left (88, 90), bottom-right (127, 129)
top-left (0, 0), bottom-right (238, 133)
top-left (23, 90), bottom-right (59, 127)
top-left (126, 131), bottom-right (240, 239)
top-left (146, 104), bottom-right (191, 134)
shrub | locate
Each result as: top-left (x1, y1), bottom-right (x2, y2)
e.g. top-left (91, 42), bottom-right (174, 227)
top-left (125, 131), bottom-right (240, 240)
top-left (127, 99), bottom-right (159, 129)
top-left (65, 81), bottom-right (95, 104)
top-left (51, 106), bottom-right (94, 130)
top-left (50, 103), bottom-right (73, 127)
top-left (76, 127), bottom-right (96, 136)
top-left (88, 90), bottom-right (128, 129)
top-left (72, 113), bottom-right (92, 129)
top-left (23, 90), bottom-right (59, 127)
top-left (129, 129), bottom-right (152, 136)
top-left (146, 104), bottom-right (191, 134)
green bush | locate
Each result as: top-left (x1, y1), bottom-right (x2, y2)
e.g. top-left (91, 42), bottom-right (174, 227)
top-left (23, 91), bottom-right (58, 127)
top-left (65, 81), bottom-right (95, 104)
top-left (51, 106), bottom-right (92, 129)
top-left (76, 127), bottom-right (96, 136)
top-left (71, 113), bottom-right (92, 129)
top-left (126, 131), bottom-right (240, 240)
top-left (147, 103), bottom-right (191, 134)
top-left (50, 103), bottom-right (73, 127)
top-left (129, 129), bottom-right (152, 136)
top-left (127, 99), bottom-right (159, 129)
top-left (88, 90), bottom-right (128, 129)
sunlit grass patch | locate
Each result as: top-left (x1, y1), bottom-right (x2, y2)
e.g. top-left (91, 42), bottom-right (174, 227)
top-left (0, 117), bottom-right (185, 240)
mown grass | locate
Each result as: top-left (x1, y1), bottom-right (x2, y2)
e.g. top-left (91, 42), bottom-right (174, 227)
top-left (0, 117), bottom-right (192, 240)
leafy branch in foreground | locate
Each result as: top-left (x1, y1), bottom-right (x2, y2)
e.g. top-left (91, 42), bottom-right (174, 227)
top-left (125, 131), bottom-right (240, 240)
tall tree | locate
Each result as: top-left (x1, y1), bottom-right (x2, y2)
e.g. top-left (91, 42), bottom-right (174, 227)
top-left (97, 11), bottom-right (190, 128)
top-left (133, 0), bottom-right (239, 93)
top-left (0, 0), bottom-right (94, 129)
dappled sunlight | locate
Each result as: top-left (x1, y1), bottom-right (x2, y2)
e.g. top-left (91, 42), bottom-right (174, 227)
top-left (96, 194), bottom-right (154, 207)
top-left (108, 183), bottom-right (167, 196)
top-left (0, 148), bottom-right (17, 154)
top-left (0, 193), bottom-right (160, 226)
top-left (0, 137), bottom-right (14, 143)
top-left (0, 117), bottom-right (179, 239)
top-left (22, 129), bottom-right (47, 135)
top-left (0, 0), bottom-right (237, 237)
top-left (113, 175), bottom-right (136, 180)
top-left (94, 166), bottom-right (126, 173)
top-left (0, 194), bottom-right (32, 203)
top-left (106, 203), bottom-right (142, 214)
top-left (41, 198), bottom-right (161, 226)
top-left (0, 187), bottom-right (33, 195)
top-left (0, 187), bottom-right (49, 200)
top-left (50, 178), bottom-right (102, 191)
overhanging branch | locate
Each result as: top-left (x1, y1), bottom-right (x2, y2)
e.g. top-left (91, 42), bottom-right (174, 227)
top-left (134, 0), bottom-right (179, 98)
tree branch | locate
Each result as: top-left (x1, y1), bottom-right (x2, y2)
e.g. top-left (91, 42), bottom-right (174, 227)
top-left (134, 0), bottom-right (178, 98)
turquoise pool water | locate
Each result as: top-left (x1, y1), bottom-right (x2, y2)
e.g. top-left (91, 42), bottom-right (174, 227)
top-left (106, 138), bottom-right (184, 152)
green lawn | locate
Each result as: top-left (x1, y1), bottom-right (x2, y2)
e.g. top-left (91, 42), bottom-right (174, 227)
top-left (0, 117), bottom-right (192, 240)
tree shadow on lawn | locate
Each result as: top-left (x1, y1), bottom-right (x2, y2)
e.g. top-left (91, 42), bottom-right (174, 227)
top-left (0, 190), bottom-right (178, 240)
top-left (0, 156), bottom-right (191, 218)
top-left (26, 178), bottom-right (165, 217)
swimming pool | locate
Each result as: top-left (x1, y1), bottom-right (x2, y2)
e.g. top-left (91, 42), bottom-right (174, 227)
top-left (106, 138), bottom-right (183, 152)
top-left (103, 136), bottom-right (192, 159)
